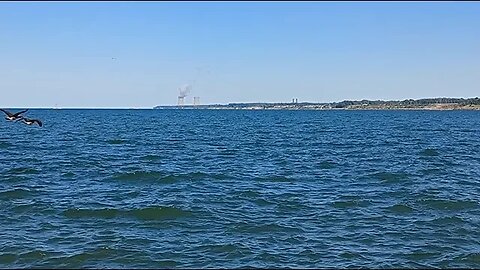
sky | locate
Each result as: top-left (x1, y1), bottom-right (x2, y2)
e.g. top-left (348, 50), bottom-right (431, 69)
top-left (0, 1), bottom-right (479, 108)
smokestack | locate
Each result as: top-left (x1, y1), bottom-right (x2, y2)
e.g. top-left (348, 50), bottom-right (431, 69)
top-left (177, 84), bottom-right (192, 107)
top-left (177, 96), bottom-right (185, 106)
top-left (193, 97), bottom-right (200, 106)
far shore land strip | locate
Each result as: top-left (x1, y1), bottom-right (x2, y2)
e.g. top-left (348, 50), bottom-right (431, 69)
top-left (155, 97), bottom-right (480, 110)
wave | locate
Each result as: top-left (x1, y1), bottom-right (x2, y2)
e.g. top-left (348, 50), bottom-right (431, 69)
top-left (62, 172), bottom-right (76, 178)
top-left (420, 148), bottom-right (440, 157)
top-left (0, 188), bottom-right (32, 199)
top-left (64, 206), bottom-right (192, 221)
top-left (0, 141), bottom-right (12, 149)
top-left (140, 155), bottom-right (162, 161)
top-left (429, 216), bottom-right (465, 225)
top-left (112, 171), bottom-right (165, 181)
top-left (197, 243), bottom-right (252, 257)
top-left (112, 171), bottom-right (230, 183)
top-left (464, 253), bottom-right (480, 263)
top-left (185, 172), bottom-right (231, 181)
top-left (370, 171), bottom-right (409, 183)
top-left (332, 200), bottom-right (362, 209)
top-left (0, 253), bottom-right (17, 264)
top-left (241, 190), bottom-right (261, 198)
top-left (19, 250), bottom-right (55, 261)
top-left (417, 198), bottom-right (478, 211)
top-left (404, 250), bottom-right (440, 261)
top-left (66, 246), bottom-right (116, 264)
top-left (230, 222), bottom-right (304, 234)
top-left (252, 198), bottom-right (275, 208)
top-left (254, 175), bottom-right (293, 183)
top-left (419, 168), bottom-right (443, 175)
top-left (218, 149), bottom-right (238, 156)
top-left (64, 208), bottom-right (120, 219)
top-left (2, 175), bottom-right (30, 183)
top-left (106, 139), bottom-right (128, 145)
top-left (318, 160), bottom-right (338, 169)
top-left (154, 260), bottom-right (179, 268)
top-left (130, 206), bottom-right (192, 220)
top-left (387, 203), bottom-right (415, 214)
top-left (5, 167), bottom-right (40, 175)
top-left (339, 251), bottom-right (366, 260)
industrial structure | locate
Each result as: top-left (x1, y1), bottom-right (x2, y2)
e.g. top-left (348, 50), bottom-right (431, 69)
top-left (177, 84), bottom-right (192, 106)
top-left (193, 97), bottom-right (200, 106)
top-left (177, 96), bottom-right (185, 106)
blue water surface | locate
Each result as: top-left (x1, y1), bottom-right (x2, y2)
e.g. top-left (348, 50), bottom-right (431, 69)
top-left (0, 109), bottom-right (479, 268)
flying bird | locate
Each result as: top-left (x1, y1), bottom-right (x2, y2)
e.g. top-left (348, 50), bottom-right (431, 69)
top-left (17, 117), bottom-right (43, 127)
top-left (0, 109), bottom-right (28, 121)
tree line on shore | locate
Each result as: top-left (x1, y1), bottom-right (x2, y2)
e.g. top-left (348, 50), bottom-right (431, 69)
top-left (330, 97), bottom-right (480, 108)
top-left (224, 97), bottom-right (480, 108)
top-left (154, 97), bottom-right (480, 109)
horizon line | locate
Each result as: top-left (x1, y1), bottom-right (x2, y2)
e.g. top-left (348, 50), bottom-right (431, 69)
top-left (2, 96), bottom-right (479, 109)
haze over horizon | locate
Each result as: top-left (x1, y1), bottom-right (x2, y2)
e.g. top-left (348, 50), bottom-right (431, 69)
top-left (1, 2), bottom-right (479, 108)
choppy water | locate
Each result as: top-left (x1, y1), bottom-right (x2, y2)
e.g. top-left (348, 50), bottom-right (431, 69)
top-left (1, 109), bottom-right (479, 268)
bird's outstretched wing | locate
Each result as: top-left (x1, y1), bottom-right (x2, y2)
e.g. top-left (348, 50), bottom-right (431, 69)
top-left (18, 117), bottom-right (42, 127)
top-left (14, 117), bottom-right (24, 122)
top-left (12, 109), bottom-right (28, 117)
top-left (33, 119), bottom-right (43, 127)
top-left (0, 109), bottom-right (13, 117)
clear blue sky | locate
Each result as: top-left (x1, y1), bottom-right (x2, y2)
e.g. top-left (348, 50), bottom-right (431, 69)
top-left (1, 1), bottom-right (479, 108)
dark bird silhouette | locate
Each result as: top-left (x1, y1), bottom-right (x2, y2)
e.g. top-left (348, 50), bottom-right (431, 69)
top-left (18, 117), bottom-right (43, 127)
top-left (0, 109), bottom-right (28, 121)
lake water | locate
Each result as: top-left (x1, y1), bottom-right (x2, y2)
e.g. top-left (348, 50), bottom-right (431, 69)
top-left (1, 109), bottom-right (479, 268)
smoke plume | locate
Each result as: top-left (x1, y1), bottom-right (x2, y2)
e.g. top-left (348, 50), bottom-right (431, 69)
top-left (178, 84), bottom-right (192, 98)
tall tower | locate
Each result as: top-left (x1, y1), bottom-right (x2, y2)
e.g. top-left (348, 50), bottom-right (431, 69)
top-left (177, 84), bottom-right (191, 107)
top-left (193, 97), bottom-right (200, 106)
top-left (177, 96), bottom-right (185, 106)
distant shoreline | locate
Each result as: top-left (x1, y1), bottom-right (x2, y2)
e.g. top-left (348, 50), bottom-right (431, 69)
top-left (154, 97), bottom-right (480, 110)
